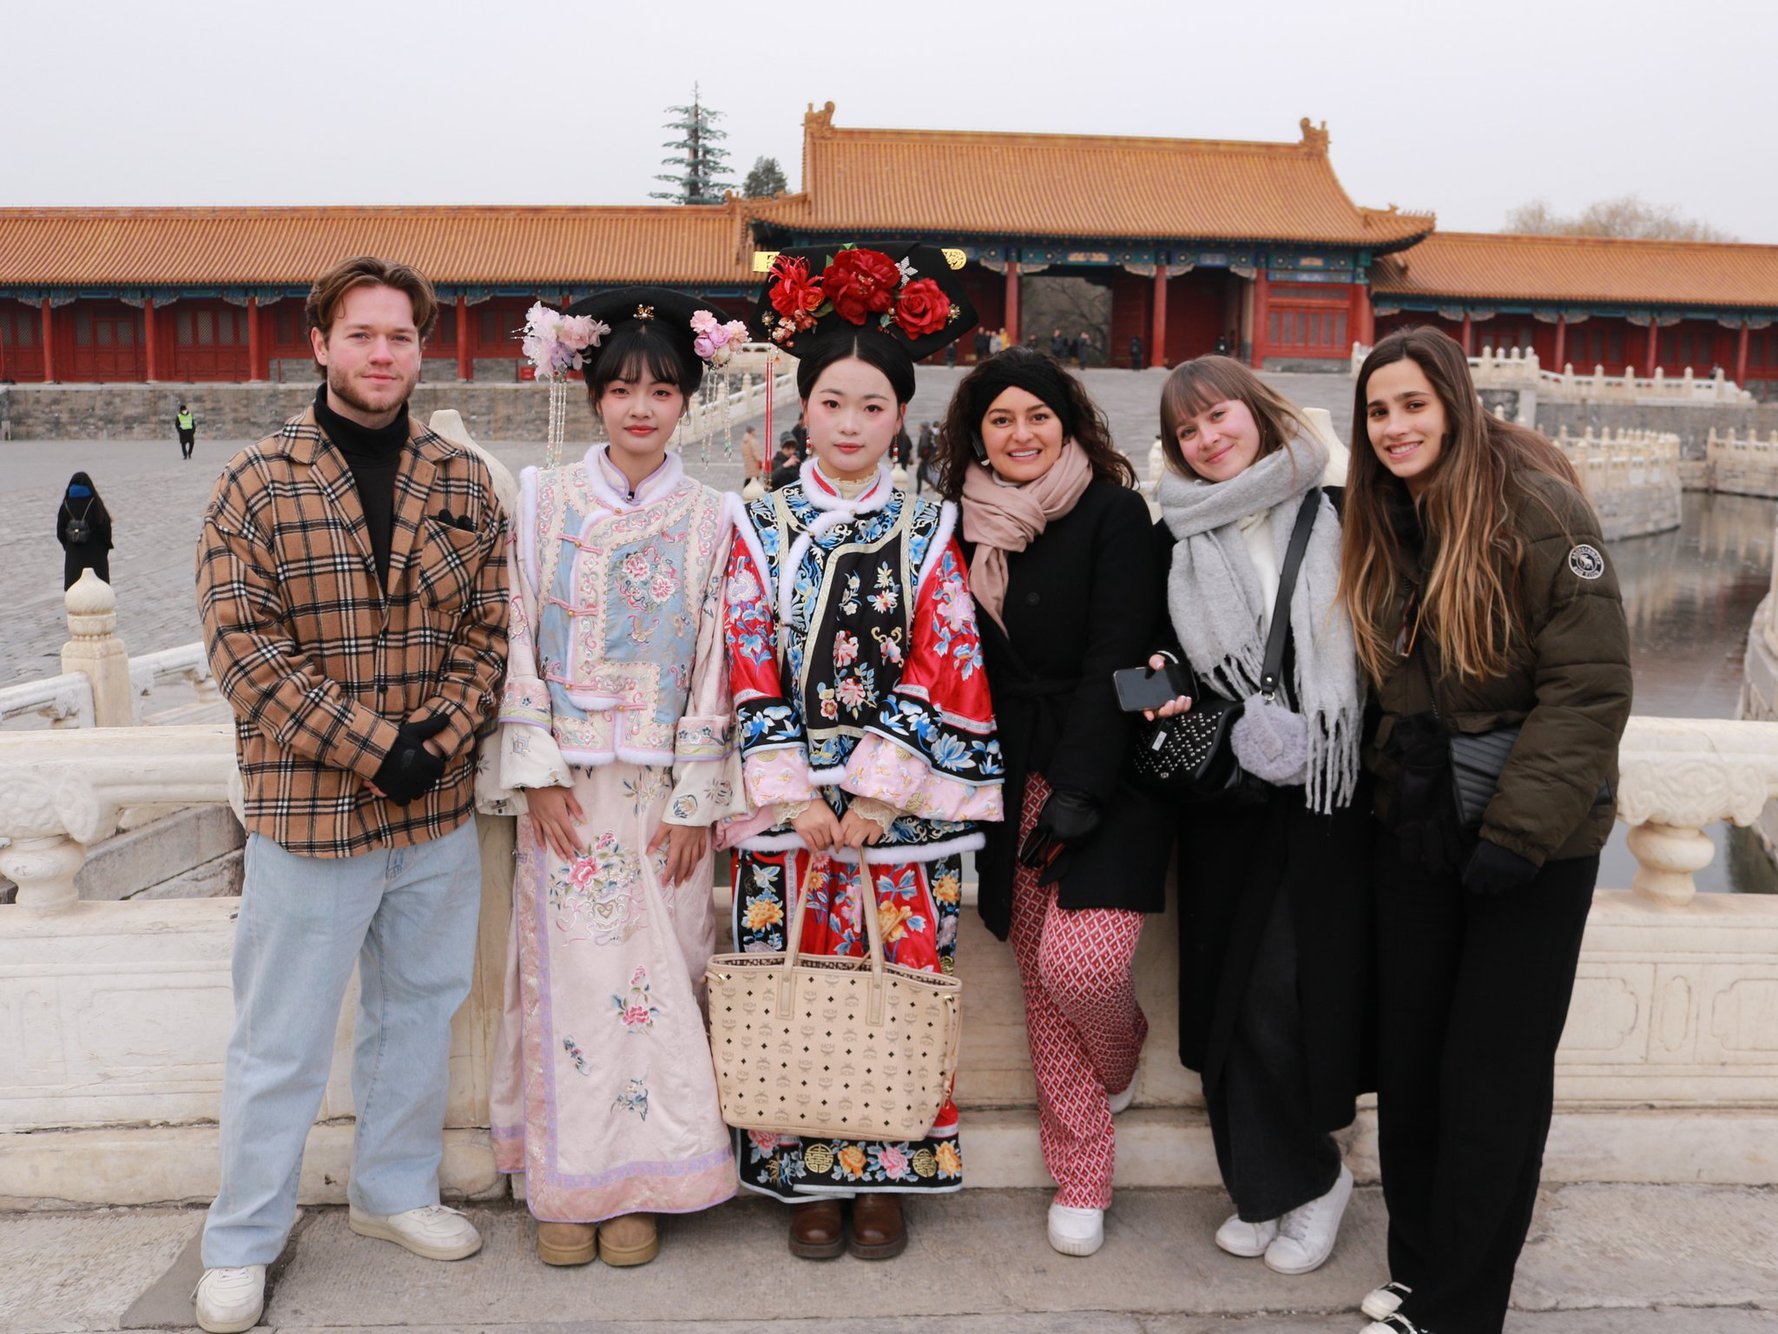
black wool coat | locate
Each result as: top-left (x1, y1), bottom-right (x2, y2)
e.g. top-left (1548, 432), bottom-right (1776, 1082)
top-left (1155, 491), bottom-right (1376, 1129)
top-left (971, 477), bottom-right (1174, 940)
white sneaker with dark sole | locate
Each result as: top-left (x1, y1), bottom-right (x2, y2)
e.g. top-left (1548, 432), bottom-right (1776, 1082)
top-left (193, 1265), bottom-right (265, 1334)
top-left (1263, 1163), bottom-right (1353, 1275)
top-left (1363, 1280), bottom-right (1413, 1319)
top-left (1213, 1213), bottom-right (1278, 1257)
top-left (1363, 1316), bottom-right (1433, 1333)
top-left (1046, 1203), bottom-right (1104, 1256)
top-left (348, 1203), bottom-right (482, 1260)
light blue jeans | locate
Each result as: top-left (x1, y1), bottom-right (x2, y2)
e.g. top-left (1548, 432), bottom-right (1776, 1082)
top-left (202, 820), bottom-right (481, 1267)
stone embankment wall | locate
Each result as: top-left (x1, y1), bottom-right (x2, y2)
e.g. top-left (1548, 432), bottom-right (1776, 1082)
top-left (1553, 427), bottom-right (1682, 539)
top-left (1707, 430), bottom-right (1778, 500)
top-left (1538, 400), bottom-right (1778, 464)
top-left (0, 380), bottom-right (782, 445)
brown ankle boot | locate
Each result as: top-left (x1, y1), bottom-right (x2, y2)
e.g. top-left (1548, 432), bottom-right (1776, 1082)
top-left (788, 1198), bottom-right (845, 1259)
top-left (535, 1221), bottom-right (596, 1266)
top-left (849, 1194), bottom-right (907, 1260)
top-left (597, 1213), bottom-right (659, 1267)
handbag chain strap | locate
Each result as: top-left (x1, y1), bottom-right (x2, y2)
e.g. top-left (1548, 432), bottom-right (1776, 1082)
top-left (1256, 489), bottom-right (1323, 704)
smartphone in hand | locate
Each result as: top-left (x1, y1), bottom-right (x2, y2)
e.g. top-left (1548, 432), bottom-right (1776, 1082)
top-left (1112, 661), bottom-right (1192, 713)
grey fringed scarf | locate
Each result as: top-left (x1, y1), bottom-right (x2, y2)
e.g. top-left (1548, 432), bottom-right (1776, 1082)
top-left (1156, 433), bottom-right (1362, 813)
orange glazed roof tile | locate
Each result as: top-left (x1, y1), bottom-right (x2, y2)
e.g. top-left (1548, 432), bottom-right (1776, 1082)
top-left (745, 103), bottom-right (1434, 250)
top-left (0, 204), bottom-right (757, 288)
top-left (1370, 231), bottom-right (1778, 309)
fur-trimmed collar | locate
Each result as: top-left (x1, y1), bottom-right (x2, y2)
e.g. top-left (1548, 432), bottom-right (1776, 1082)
top-left (584, 445), bottom-right (682, 509)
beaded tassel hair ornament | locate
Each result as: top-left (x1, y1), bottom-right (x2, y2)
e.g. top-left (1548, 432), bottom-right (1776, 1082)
top-left (521, 294), bottom-right (749, 470)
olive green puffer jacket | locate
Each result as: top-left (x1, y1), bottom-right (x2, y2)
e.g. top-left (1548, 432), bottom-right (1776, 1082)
top-left (1365, 470), bottom-right (1633, 865)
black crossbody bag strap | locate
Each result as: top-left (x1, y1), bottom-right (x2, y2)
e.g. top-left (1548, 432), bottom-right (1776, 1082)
top-left (1256, 488), bottom-right (1322, 703)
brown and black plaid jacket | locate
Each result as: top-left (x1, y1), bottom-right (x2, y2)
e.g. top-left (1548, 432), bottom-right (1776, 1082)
top-left (196, 406), bottom-right (508, 857)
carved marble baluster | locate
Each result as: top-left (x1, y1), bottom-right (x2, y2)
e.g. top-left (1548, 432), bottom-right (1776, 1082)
top-left (0, 833), bottom-right (87, 912)
top-left (1625, 821), bottom-right (1712, 907)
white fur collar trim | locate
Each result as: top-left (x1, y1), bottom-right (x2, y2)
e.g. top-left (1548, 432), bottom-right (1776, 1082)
top-left (799, 458), bottom-right (892, 515)
top-left (583, 445), bottom-right (682, 510)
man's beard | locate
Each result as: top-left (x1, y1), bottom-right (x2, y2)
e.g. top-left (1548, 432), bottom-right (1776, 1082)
top-left (328, 363), bottom-right (416, 420)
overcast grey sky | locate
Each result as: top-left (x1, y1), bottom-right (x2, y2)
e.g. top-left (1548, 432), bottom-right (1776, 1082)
top-left (6, 0), bottom-right (1772, 242)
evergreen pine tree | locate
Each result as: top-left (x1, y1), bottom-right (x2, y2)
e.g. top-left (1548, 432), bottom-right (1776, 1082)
top-left (649, 85), bottom-right (736, 205)
top-left (742, 156), bottom-right (789, 198)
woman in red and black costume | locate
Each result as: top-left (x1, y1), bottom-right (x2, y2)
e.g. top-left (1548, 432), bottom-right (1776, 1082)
top-left (719, 241), bottom-right (1002, 1260)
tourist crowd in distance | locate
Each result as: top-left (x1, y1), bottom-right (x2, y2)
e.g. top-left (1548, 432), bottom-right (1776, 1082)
top-left (179, 246), bottom-right (1631, 1334)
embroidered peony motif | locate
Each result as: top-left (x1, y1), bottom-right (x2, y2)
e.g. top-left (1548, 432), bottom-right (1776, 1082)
top-left (618, 545), bottom-right (680, 612)
top-left (612, 965), bottom-right (662, 1034)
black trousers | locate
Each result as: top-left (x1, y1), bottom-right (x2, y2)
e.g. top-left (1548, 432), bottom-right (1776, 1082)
top-left (1206, 885), bottom-right (1342, 1222)
top-left (179, 429), bottom-right (195, 458)
top-left (1375, 830), bottom-right (1597, 1334)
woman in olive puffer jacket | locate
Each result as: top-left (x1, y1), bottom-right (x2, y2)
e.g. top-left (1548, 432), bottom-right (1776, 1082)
top-left (1340, 326), bottom-right (1632, 1334)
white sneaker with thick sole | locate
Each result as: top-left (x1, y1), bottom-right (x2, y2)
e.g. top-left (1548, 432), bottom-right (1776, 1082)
top-left (1213, 1213), bottom-right (1278, 1257)
top-left (1363, 1280), bottom-right (1413, 1319)
top-left (1046, 1203), bottom-right (1104, 1257)
top-left (1363, 1316), bottom-right (1432, 1333)
top-left (193, 1265), bottom-right (265, 1334)
top-left (1263, 1163), bottom-right (1353, 1275)
top-left (348, 1203), bottom-right (483, 1260)
top-left (1107, 1083), bottom-right (1136, 1115)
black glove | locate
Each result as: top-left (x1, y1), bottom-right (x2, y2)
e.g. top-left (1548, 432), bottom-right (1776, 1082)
top-left (1035, 788), bottom-right (1101, 845)
top-left (1461, 839), bottom-right (1539, 897)
top-left (371, 714), bottom-right (451, 805)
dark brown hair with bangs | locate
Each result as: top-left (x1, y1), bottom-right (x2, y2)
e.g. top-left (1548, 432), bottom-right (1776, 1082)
top-left (1157, 355), bottom-right (1312, 480)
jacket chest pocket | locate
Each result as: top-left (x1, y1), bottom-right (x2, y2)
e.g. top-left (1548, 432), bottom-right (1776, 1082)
top-left (415, 521), bottom-right (481, 613)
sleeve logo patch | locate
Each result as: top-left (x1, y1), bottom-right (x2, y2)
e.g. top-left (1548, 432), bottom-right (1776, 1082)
top-left (1568, 544), bottom-right (1605, 580)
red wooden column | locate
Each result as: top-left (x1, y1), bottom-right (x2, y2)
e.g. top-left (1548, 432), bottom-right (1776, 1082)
top-left (1644, 322), bottom-right (1659, 377)
top-left (246, 297), bottom-right (264, 380)
top-left (1003, 262), bottom-right (1021, 345)
top-left (1553, 316), bottom-right (1567, 370)
top-left (1736, 322), bottom-right (1750, 387)
top-left (1460, 311), bottom-right (1474, 353)
top-left (1351, 282), bottom-right (1374, 350)
top-left (1250, 272), bottom-right (1270, 369)
top-left (142, 298), bottom-right (159, 381)
top-left (0, 309), bottom-right (9, 381)
top-left (1150, 264), bottom-right (1169, 369)
top-left (40, 299), bottom-right (56, 382)
top-left (456, 295), bottom-right (472, 382)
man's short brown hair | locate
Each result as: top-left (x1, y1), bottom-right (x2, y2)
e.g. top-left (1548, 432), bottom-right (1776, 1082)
top-left (306, 255), bottom-right (440, 342)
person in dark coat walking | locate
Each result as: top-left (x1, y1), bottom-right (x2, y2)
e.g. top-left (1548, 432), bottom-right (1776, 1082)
top-left (940, 347), bottom-right (1170, 1259)
top-left (1129, 334), bottom-right (1143, 370)
top-left (56, 470), bottom-right (114, 589)
top-left (1147, 356), bottom-right (1372, 1279)
top-left (1341, 327), bottom-right (1632, 1334)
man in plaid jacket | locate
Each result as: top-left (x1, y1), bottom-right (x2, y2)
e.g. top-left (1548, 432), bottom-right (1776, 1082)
top-left (192, 256), bottom-right (507, 1334)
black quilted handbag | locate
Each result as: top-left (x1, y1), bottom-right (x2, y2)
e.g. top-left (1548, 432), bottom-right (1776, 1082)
top-left (1448, 725), bottom-right (1521, 829)
top-left (1131, 490), bottom-right (1321, 803)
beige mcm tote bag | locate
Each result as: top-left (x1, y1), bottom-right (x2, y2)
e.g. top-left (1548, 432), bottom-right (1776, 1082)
top-left (706, 857), bottom-right (963, 1142)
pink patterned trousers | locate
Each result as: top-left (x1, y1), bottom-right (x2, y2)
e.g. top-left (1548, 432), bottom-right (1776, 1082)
top-left (1008, 772), bottom-right (1149, 1209)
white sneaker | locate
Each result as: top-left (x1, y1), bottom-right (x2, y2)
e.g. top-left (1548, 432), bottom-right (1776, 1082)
top-left (1263, 1163), bottom-right (1353, 1274)
top-left (1046, 1202), bottom-right (1104, 1257)
top-left (1213, 1213), bottom-right (1278, 1257)
top-left (1363, 1280), bottom-right (1413, 1319)
top-left (1107, 1082), bottom-right (1136, 1115)
top-left (192, 1265), bottom-right (265, 1334)
top-left (1363, 1317), bottom-right (1432, 1334)
top-left (348, 1203), bottom-right (483, 1260)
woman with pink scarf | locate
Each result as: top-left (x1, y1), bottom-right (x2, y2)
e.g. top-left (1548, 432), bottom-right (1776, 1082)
top-left (938, 347), bottom-right (1171, 1258)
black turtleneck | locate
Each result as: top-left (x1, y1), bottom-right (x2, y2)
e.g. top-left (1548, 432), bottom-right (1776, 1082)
top-left (314, 384), bottom-right (409, 588)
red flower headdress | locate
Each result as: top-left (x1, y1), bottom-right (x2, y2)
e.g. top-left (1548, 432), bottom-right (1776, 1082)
top-left (764, 246), bottom-right (956, 346)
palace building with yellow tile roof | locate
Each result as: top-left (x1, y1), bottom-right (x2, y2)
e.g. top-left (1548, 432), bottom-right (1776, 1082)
top-left (1, 103), bottom-right (1773, 393)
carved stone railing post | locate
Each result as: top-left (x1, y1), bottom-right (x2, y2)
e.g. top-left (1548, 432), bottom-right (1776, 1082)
top-left (1616, 717), bottom-right (1778, 906)
top-left (59, 570), bottom-right (135, 727)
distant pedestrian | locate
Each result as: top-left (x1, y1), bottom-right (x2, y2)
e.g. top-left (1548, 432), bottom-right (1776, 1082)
top-left (974, 329), bottom-right (991, 363)
top-left (57, 470), bottom-right (113, 590)
top-left (176, 402), bottom-right (197, 459)
top-left (1130, 334), bottom-right (1143, 370)
top-left (769, 438), bottom-right (802, 490)
top-left (895, 424), bottom-right (913, 469)
top-left (740, 425), bottom-right (764, 483)
top-left (1051, 328), bottom-right (1067, 359)
top-left (946, 338), bottom-right (958, 368)
top-left (1078, 330), bottom-right (1094, 367)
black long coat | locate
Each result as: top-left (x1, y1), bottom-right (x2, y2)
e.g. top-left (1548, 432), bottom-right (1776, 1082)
top-left (971, 477), bottom-right (1174, 940)
top-left (57, 495), bottom-right (113, 589)
top-left (1157, 501), bottom-right (1375, 1131)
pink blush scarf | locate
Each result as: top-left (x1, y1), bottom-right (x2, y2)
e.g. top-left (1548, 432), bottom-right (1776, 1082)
top-left (958, 440), bottom-right (1095, 632)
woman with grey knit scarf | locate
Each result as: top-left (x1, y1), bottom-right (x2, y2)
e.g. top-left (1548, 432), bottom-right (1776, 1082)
top-left (1147, 356), bottom-right (1375, 1280)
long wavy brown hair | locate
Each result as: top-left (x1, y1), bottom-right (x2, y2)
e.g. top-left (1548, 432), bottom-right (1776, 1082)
top-left (1341, 326), bottom-right (1582, 685)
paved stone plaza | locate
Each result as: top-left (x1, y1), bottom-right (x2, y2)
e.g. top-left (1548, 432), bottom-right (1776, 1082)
top-left (4, 1184), bottom-right (1776, 1333)
top-left (0, 369), bottom-right (1351, 684)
